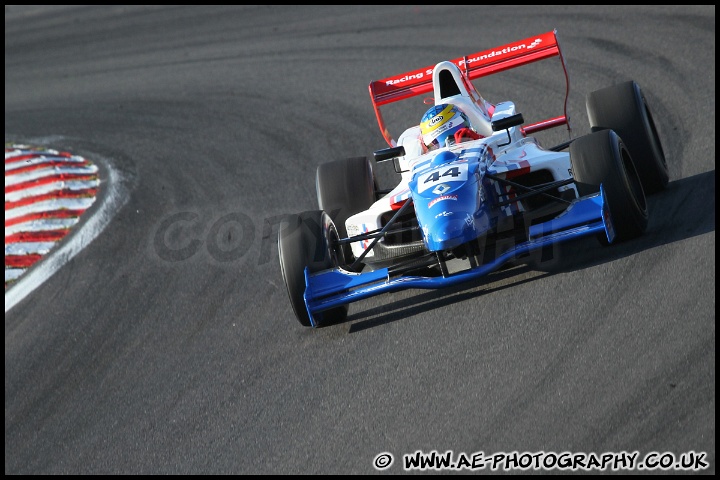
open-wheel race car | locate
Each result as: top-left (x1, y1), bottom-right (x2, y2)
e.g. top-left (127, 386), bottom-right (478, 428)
top-left (278, 29), bottom-right (668, 328)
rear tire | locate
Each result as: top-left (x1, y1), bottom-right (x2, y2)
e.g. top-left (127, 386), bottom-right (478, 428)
top-left (570, 129), bottom-right (648, 243)
top-left (316, 157), bottom-right (376, 262)
top-left (586, 80), bottom-right (669, 194)
top-left (278, 211), bottom-right (348, 327)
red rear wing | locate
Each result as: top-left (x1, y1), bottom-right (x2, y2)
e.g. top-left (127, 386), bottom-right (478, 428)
top-left (368, 30), bottom-right (571, 146)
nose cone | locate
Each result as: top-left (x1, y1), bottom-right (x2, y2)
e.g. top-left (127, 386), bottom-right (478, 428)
top-left (425, 217), bottom-right (472, 251)
top-left (431, 150), bottom-right (458, 167)
top-left (422, 208), bottom-right (491, 252)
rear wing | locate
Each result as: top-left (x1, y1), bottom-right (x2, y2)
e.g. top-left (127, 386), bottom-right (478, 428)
top-left (368, 29), bottom-right (571, 147)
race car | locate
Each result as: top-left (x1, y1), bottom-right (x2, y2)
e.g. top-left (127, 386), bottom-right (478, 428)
top-left (278, 29), bottom-right (668, 328)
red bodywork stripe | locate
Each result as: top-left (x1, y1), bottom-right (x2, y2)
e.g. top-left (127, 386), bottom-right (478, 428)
top-left (505, 160), bottom-right (532, 180)
top-left (390, 199), bottom-right (410, 211)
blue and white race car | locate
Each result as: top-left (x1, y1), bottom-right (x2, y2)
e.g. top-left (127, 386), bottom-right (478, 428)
top-left (278, 30), bottom-right (668, 328)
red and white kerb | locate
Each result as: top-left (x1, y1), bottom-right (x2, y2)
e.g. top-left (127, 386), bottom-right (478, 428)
top-left (5, 145), bottom-right (99, 289)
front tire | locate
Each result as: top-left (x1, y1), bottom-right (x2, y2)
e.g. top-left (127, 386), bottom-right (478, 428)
top-left (278, 211), bottom-right (348, 327)
top-left (586, 80), bottom-right (669, 194)
top-left (316, 157), bottom-right (376, 263)
top-left (570, 129), bottom-right (648, 243)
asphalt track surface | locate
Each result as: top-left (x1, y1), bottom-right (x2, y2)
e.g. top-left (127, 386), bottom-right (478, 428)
top-left (5, 5), bottom-right (715, 475)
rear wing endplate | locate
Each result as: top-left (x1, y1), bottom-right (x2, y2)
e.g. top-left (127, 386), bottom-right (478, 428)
top-left (368, 29), bottom-right (571, 146)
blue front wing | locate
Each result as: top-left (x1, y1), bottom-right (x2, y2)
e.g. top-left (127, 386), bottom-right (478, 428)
top-left (303, 188), bottom-right (614, 327)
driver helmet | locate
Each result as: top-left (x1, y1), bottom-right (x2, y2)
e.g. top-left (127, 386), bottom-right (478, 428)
top-left (419, 103), bottom-right (472, 152)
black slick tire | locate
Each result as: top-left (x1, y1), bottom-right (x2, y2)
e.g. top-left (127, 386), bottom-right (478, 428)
top-left (586, 80), bottom-right (669, 194)
top-left (570, 129), bottom-right (648, 243)
top-left (278, 211), bottom-right (348, 327)
top-left (316, 157), bottom-right (376, 262)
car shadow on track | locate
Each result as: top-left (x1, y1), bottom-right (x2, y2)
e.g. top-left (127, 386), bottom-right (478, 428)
top-left (344, 265), bottom-right (551, 333)
top-left (337, 170), bottom-right (715, 333)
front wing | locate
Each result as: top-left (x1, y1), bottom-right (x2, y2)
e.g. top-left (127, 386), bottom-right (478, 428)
top-left (303, 188), bottom-right (614, 327)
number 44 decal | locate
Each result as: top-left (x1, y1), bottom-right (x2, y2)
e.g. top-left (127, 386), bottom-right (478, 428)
top-left (417, 163), bottom-right (468, 193)
top-left (424, 166), bottom-right (461, 183)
